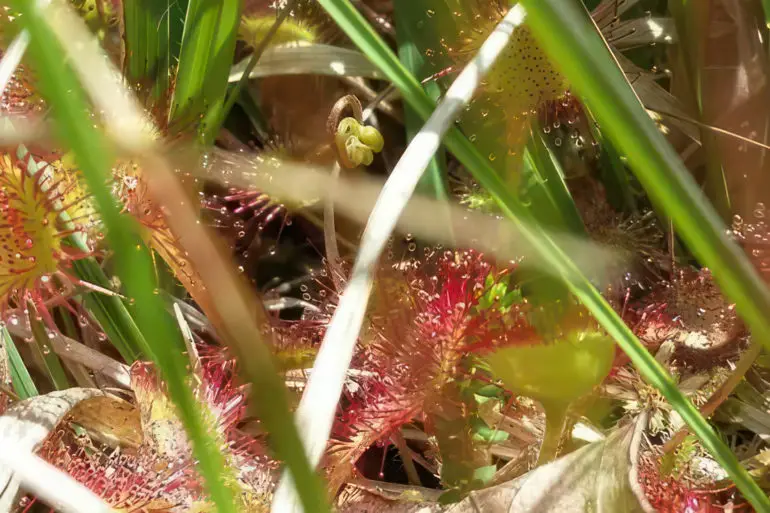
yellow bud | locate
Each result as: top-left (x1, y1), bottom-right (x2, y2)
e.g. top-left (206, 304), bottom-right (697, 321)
top-left (345, 137), bottom-right (374, 167)
top-left (359, 125), bottom-right (384, 153)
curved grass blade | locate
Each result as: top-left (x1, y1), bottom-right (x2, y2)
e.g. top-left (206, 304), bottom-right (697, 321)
top-left (10, 2), bottom-right (238, 511)
top-left (521, 0), bottom-right (770, 509)
top-left (394, 0), bottom-right (449, 200)
top-left (171, 0), bottom-right (240, 132)
top-left (315, 0), bottom-right (770, 511)
top-left (1, 326), bottom-right (38, 399)
top-left (28, 316), bottom-right (70, 390)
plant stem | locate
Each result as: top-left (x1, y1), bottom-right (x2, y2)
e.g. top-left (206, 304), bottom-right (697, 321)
top-left (537, 402), bottom-right (569, 466)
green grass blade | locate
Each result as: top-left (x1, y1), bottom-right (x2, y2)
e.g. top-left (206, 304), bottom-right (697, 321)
top-left (12, 3), bottom-right (238, 511)
top-left (28, 316), bottom-right (71, 390)
top-left (315, 1), bottom-right (770, 510)
top-left (72, 259), bottom-right (144, 362)
top-left (123, 0), bottom-right (187, 99)
top-left (521, 0), bottom-right (770, 509)
top-left (2, 326), bottom-right (38, 399)
top-left (394, 0), bottom-right (449, 200)
top-left (525, 128), bottom-right (586, 235)
top-left (171, 0), bottom-right (241, 135)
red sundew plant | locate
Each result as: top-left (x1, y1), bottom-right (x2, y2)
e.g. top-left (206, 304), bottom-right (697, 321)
top-left (0, 149), bottom-right (96, 329)
top-left (627, 267), bottom-right (746, 369)
top-left (638, 455), bottom-right (751, 513)
top-left (297, 248), bottom-right (528, 492)
top-left (35, 344), bottom-right (276, 512)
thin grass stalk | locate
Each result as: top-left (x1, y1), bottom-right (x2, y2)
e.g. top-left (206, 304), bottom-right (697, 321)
top-left (271, 8), bottom-right (525, 511)
top-left (201, 0), bottom-right (294, 145)
top-left (11, 3), bottom-right (239, 511)
top-left (1, 326), bottom-right (37, 399)
top-left (28, 315), bottom-right (70, 390)
top-left (394, 0), bottom-right (449, 200)
top-left (521, 0), bottom-right (770, 509)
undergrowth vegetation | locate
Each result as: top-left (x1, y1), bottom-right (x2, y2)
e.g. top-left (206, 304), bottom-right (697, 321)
top-left (1, 0), bottom-right (770, 512)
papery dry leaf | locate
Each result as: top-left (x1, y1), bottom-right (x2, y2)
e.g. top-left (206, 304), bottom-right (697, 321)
top-left (66, 395), bottom-right (142, 449)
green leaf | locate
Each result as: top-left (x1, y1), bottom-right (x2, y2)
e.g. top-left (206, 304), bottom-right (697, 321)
top-left (123, 0), bottom-right (188, 99)
top-left (394, 0), bottom-right (449, 200)
top-left (472, 464), bottom-right (498, 485)
top-left (1, 326), bottom-right (38, 399)
top-left (521, 0), bottom-right (770, 509)
top-left (28, 315), bottom-right (70, 390)
top-left (11, 2), bottom-right (238, 511)
top-left (470, 417), bottom-right (509, 443)
top-left (524, 127), bottom-right (586, 235)
top-left (171, 0), bottom-right (241, 134)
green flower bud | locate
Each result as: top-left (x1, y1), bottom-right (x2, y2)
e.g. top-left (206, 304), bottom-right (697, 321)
top-left (359, 125), bottom-right (384, 153)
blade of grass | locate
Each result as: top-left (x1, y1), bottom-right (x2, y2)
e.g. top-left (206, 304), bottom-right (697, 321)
top-left (272, 7), bottom-right (526, 511)
top-left (525, 127), bottom-right (586, 234)
top-left (172, 0), bottom-right (240, 136)
top-left (12, 2), bottom-right (239, 511)
top-left (521, 0), bottom-right (770, 509)
top-left (202, 1), bottom-right (294, 145)
top-left (28, 315), bottom-right (70, 390)
top-left (315, 0), bottom-right (770, 510)
top-left (394, 0), bottom-right (449, 200)
top-left (1, 326), bottom-right (38, 399)
top-left (123, 0), bottom-right (187, 99)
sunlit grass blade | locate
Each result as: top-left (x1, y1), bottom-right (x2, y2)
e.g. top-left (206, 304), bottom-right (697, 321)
top-left (203, 2), bottom-right (292, 145)
top-left (172, 0), bottom-right (241, 136)
top-left (123, 0), bottom-right (187, 99)
top-left (2, 326), bottom-right (38, 399)
top-left (72, 259), bottom-right (144, 362)
top-left (315, 0), bottom-right (769, 510)
top-left (521, 0), bottom-right (770, 509)
top-left (525, 127), bottom-right (585, 234)
top-left (28, 315), bottom-right (70, 390)
top-left (394, 0), bottom-right (448, 200)
top-left (12, 2), bottom-right (238, 511)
